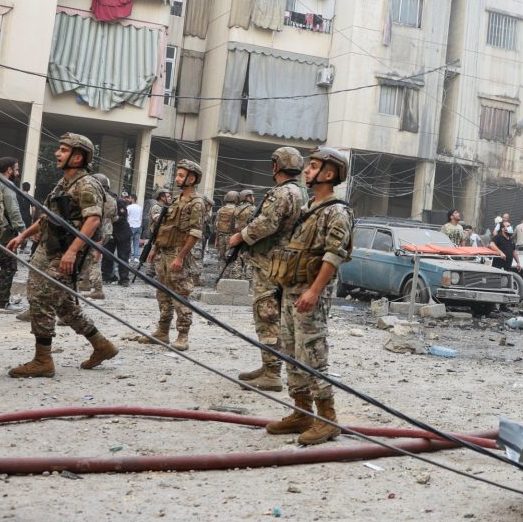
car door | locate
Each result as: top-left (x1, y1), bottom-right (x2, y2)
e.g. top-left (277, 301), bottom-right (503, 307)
top-left (361, 228), bottom-right (394, 292)
top-left (339, 226), bottom-right (376, 288)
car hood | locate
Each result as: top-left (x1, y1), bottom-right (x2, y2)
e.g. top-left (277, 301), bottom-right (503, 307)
top-left (418, 257), bottom-right (506, 273)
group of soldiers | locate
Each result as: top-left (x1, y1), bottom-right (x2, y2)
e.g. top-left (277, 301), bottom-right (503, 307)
top-left (4, 134), bottom-right (353, 447)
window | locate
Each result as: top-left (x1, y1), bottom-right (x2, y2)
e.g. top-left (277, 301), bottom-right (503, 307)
top-left (379, 85), bottom-right (403, 116)
top-left (391, 0), bottom-right (423, 28)
top-left (479, 105), bottom-right (514, 143)
top-left (373, 230), bottom-right (394, 252)
top-left (285, 0), bottom-right (296, 10)
top-left (164, 46), bottom-right (177, 106)
top-left (170, 1), bottom-right (183, 17)
top-left (487, 12), bottom-right (517, 50)
top-left (353, 227), bottom-right (376, 249)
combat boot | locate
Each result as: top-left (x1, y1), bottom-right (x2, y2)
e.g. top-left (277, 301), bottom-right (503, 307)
top-left (16, 309), bottom-right (31, 322)
top-left (84, 289), bottom-right (106, 300)
top-left (243, 363), bottom-right (283, 392)
top-left (172, 332), bottom-right (189, 351)
top-left (238, 365), bottom-right (264, 381)
top-left (137, 321), bottom-right (170, 345)
top-left (81, 332), bottom-right (119, 369)
top-left (297, 397), bottom-right (341, 446)
top-left (8, 344), bottom-right (55, 378)
top-left (266, 392), bottom-right (314, 434)
top-left (78, 279), bottom-right (91, 292)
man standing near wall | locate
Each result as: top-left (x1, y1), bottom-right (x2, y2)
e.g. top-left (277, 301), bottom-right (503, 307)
top-left (127, 194), bottom-right (143, 261)
top-left (229, 148), bottom-right (304, 392)
top-left (0, 157), bottom-right (26, 313)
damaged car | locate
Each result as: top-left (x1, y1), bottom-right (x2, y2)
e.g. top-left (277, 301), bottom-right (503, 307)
top-left (337, 219), bottom-right (522, 316)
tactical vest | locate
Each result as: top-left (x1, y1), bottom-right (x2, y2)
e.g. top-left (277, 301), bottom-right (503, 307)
top-left (215, 204), bottom-right (236, 234)
top-left (155, 194), bottom-right (204, 249)
top-left (234, 203), bottom-right (255, 232)
top-left (269, 200), bottom-right (351, 287)
top-left (102, 192), bottom-right (117, 241)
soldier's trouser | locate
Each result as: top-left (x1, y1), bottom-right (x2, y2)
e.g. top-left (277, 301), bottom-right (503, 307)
top-left (281, 287), bottom-right (333, 401)
top-left (216, 233), bottom-right (241, 279)
top-left (155, 251), bottom-right (195, 333)
top-left (79, 249), bottom-right (103, 289)
top-left (0, 234), bottom-right (17, 306)
top-left (252, 266), bottom-right (281, 368)
top-left (28, 246), bottom-right (97, 339)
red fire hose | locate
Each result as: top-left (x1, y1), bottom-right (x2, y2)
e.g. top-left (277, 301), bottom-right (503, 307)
top-left (0, 406), bottom-right (499, 475)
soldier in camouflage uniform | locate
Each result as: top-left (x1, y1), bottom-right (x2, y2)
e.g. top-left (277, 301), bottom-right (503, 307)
top-left (6, 133), bottom-right (118, 378)
top-left (192, 195), bottom-right (214, 286)
top-left (215, 191), bottom-right (240, 279)
top-left (266, 147), bottom-right (353, 445)
top-left (144, 188), bottom-right (171, 278)
top-left (229, 147), bottom-right (304, 391)
top-left (232, 189), bottom-right (256, 280)
top-left (79, 173), bottom-right (117, 300)
top-left (137, 159), bottom-right (205, 351)
top-left (0, 157), bottom-right (26, 313)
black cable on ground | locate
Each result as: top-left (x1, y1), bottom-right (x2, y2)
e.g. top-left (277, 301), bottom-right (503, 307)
top-left (0, 175), bottom-right (521, 473)
top-left (2, 244), bottom-right (523, 495)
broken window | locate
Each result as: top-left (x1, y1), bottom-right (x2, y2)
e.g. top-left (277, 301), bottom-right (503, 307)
top-left (373, 230), bottom-right (394, 252)
top-left (479, 105), bottom-right (514, 143)
top-left (487, 11), bottom-right (518, 50)
top-left (379, 84), bottom-right (419, 133)
top-left (391, 0), bottom-right (423, 28)
top-left (379, 85), bottom-right (403, 116)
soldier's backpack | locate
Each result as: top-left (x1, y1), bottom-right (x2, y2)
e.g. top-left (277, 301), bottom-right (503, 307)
top-left (215, 205), bottom-right (236, 234)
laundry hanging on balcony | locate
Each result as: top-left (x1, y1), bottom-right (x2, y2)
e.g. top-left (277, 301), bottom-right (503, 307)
top-left (48, 12), bottom-right (160, 112)
top-left (91, 0), bottom-right (133, 22)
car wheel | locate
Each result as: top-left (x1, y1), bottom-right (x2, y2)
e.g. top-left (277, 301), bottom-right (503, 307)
top-left (512, 272), bottom-right (523, 301)
top-left (401, 277), bottom-right (430, 304)
top-left (471, 303), bottom-right (495, 317)
top-left (336, 277), bottom-right (349, 298)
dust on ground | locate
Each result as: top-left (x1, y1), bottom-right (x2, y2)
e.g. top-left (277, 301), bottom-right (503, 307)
top-left (1, 252), bottom-right (523, 521)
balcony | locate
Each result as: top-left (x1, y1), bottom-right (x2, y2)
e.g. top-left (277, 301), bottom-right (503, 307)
top-left (283, 10), bottom-right (332, 34)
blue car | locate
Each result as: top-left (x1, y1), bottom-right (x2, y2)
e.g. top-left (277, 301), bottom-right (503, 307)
top-left (337, 219), bottom-right (522, 315)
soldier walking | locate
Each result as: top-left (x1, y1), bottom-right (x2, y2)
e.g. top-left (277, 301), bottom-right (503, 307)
top-left (214, 191), bottom-right (239, 278)
top-left (0, 157), bottom-right (26, 313)
top-left (6, 133), bottom-right (118, 378)
top-left (229, 148), bottom-right (304, 391)
top-left (266, 148), bottom-right (353, 445)
top-left (137, 160), bottom-right (205, 351)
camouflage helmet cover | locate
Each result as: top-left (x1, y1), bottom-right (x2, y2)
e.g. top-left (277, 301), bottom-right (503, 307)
top-left (272, 147), bottom-right (304, 175)
top-left (224, 190), bottom-right (240, 204)
top-left (59, 133), bottom-right (95, 164)
top-left (154, 187), bottom-right (171, 200)
top-left (239, 189), bottom-right (254, 201)
top-left (177, 159), bottom-right (202, 184)
top-left (92, 173), bottom-right (110, 190)
top-left (309, 147), bottom-right (349, 185)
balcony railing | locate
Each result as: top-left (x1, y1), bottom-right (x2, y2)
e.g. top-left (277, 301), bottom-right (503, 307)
top-left (284, 11), bottom-right (332, 34)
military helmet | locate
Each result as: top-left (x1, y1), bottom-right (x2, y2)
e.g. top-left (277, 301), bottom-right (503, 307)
top-left (59, 133), bottom-right (95, 164)
top-left (224, 190), bottom-right (240, 204)
top-left (239, 189), bottom-right (254, 202)
top-left (272, 147), bottom-right (304, 175)
top-left (177, 158), bottom-right (202, 184)
top-left (92, 173), bottom-right (110, 191)
top-left (154, 187), bottom-right (171, 200)
top-left (309, 147), bottom-right (349, 185)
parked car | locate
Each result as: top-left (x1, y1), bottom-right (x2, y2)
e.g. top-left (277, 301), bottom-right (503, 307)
top-left (337, 219), bottom-right (522, 316)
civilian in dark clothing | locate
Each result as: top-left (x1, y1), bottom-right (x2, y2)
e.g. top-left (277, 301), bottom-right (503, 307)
top-left (101, 193), bottom-right (131, 286)
top-left (490, 221), bottom-right (521, 272)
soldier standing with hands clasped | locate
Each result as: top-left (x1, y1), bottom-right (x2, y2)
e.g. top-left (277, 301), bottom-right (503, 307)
top-left (6, 133), bottom-right (118, 378)
top-left (137, 160), bottom-right (205, 351)
top-left (229, 147), bottom-right (304, 391)
top-left (266, 147), bottom-right (353, 445)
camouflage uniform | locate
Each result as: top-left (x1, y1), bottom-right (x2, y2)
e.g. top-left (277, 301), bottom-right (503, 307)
top-left (215, 202), bottom-right (238, 278)
top-left (441, 222), bottom-right (464, 246)
top-left (28, 169), bottom-right (104, 338)
top-left (233, 200), bottom-right (255, 280)
top-left (0, 173), bottom-right (26, 308)
top-left (277, 195), bottom-right (353, 401)
top-left (242, 180), bottom-right (303, 365)
top-left (153, 192), bottom-right (205, 336)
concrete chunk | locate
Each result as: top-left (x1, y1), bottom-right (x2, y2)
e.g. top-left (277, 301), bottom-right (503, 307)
top-left (232, 295), bottom-right (253, 306)
top-left (377, 316), bottom-right (400, 330)
top-left (216, 279), bottom-right (250, 296)
top-left (199, 292), bottom-right (234, 305)
top-left (419, 304), bottom-right (447, 319)
top-left (371, 298), bottom-right (389, 317)
top-left (389, 302), bottom-right (423, 315)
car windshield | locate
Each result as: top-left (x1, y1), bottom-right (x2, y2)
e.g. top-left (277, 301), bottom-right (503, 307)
top-left (395, 228), bottom-right (454, 248)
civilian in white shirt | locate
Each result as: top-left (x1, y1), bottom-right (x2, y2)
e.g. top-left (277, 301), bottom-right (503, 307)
top-left (515, 218), bottom-right (523, 252)
top-left (126, 194), bottom-right (143, 260)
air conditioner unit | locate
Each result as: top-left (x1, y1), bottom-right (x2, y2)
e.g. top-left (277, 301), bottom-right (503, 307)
top-left (316, 66), bottom-right (335, 87)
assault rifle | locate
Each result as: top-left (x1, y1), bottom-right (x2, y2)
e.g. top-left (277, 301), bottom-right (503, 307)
top-left (132, 205), bottom-right (168, 283)
top-left (214, 245), bottom-right (241, 286)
